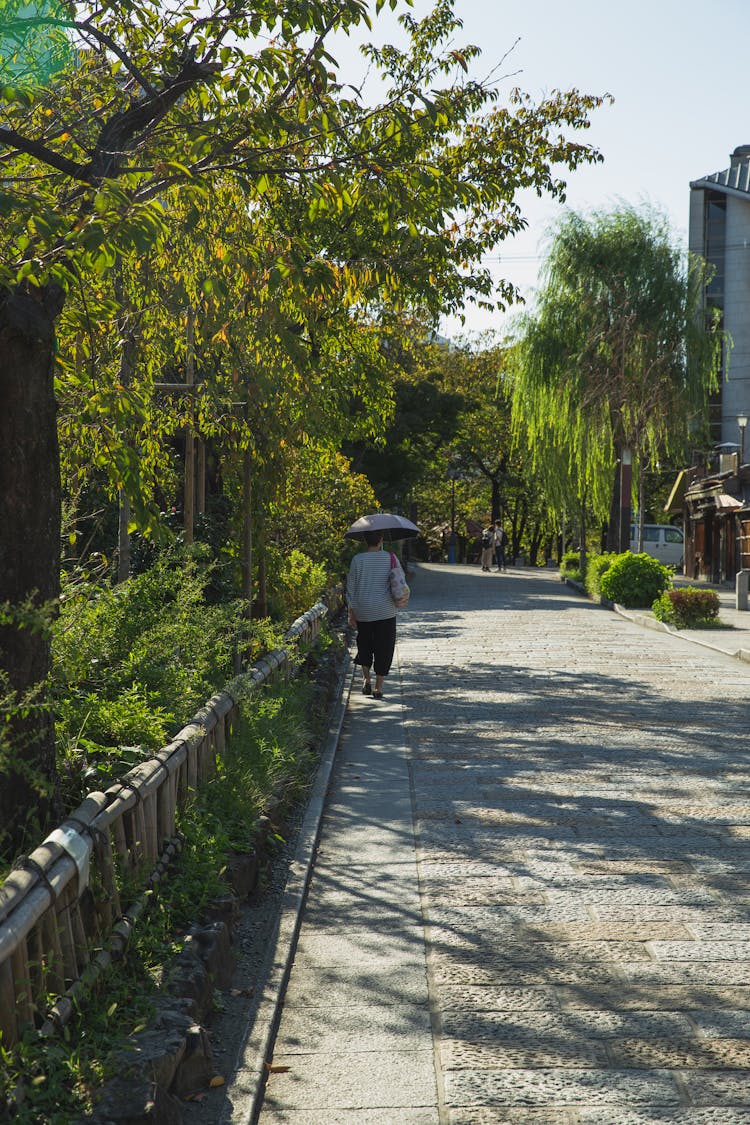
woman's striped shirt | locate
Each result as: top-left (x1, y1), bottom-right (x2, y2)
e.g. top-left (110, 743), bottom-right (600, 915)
top-left (346, 549), bottom-right (396, 622)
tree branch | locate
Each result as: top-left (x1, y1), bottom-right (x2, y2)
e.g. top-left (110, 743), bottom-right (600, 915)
top-left (77, 19), bottom-right (158, 97)
top-left (82, 55), bottom-right (221, 183)
top-left (0, 126), bottom-right (88, 179)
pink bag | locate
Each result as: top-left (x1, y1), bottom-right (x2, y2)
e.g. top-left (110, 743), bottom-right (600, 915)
top-left (388, 552), bottom-right (410, 608)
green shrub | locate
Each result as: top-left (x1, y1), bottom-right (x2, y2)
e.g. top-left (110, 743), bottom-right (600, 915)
top-left (652, 586), bottom-right (721, 628)
top-left (54, 547), bottom-right (243, 705)
top-left (585, 553), bottom-right (616, 599)
top-left (52, 547), bottom-right (268, 792)
top-left (560, 550), bottom-right (583, 575)
top-left (265, 546), bottom-right (328, 624)
top-left (598, 551), bottom-right (672, 608)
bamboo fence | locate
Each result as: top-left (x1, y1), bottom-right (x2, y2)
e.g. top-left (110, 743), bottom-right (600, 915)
top-left (0, 589), bottom-right (343, 1048)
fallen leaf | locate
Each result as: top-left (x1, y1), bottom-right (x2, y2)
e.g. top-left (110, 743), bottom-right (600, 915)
top-left (209, 1075), bottom-right (225, 1088)
top-left (264, 1062), bottom-right (291, 1074)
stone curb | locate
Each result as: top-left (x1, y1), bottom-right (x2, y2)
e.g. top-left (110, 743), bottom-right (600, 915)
top-left (562, 574), bottom-right (750, 664)
top-left (218, 649), bottom-right (354, 1125)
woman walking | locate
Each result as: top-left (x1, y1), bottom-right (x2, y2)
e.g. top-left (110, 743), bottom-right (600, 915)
top-left (346, 530), bottom-right (402, 700)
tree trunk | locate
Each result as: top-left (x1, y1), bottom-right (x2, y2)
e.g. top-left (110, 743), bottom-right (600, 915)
top-left (0, 284), bottom-right (65, 856)
top-left (491, 476), bottom-right (502, 522)
top-left (579, 490), bottom-right (587, 572)
top-left (528, 532), bottom-right (542, 567)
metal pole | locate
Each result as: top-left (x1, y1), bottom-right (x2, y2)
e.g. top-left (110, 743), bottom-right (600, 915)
top-left (619, 447), bottom-right (632, 554)
top-left (739, 417), bottom-right (747, 466)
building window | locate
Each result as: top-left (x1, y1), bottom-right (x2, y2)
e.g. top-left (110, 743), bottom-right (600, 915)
top-left (704, 191), bottom-right (726, 302)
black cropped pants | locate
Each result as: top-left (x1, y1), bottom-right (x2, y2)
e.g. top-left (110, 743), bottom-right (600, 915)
top-left (354, 616), bottom-right (397, 676)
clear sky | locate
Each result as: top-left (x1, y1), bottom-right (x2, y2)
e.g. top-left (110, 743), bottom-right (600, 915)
top-left (331, 0), bottom-right (750, 340)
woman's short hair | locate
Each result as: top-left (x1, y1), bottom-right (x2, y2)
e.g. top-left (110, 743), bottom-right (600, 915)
top-left (363, 530), bottom-right (384, 547)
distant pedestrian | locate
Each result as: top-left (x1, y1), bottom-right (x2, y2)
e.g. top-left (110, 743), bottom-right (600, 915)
top-left (346, 530), bottom-right (400, 700)
top-left (493, 521), bottom-right (508, 571)
top-left (480, 524), bottom-right (494, 571)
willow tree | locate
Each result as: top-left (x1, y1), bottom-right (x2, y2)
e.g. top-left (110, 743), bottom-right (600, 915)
top-left (511, 204), bottom-right (722, 553)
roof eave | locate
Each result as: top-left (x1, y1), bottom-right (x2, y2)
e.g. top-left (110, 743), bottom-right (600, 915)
top-left (690, 177), bottom-right (750, 201)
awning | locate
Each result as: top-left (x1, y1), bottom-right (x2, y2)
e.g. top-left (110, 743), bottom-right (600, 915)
top-left (684, 484), bottom-right (743, 514)
top-left (664, 469), bottom-right (688, 514)
top-left (715, 493), bottom-right (743, 509)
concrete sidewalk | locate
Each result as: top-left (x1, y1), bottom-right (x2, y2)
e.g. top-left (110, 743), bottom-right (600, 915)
top-left (618, 575), bottom-right (750, 663)
top-left (257, 656), bottom-right (439, 1123)
top-left (255, 563), bottom-right (750, 1124)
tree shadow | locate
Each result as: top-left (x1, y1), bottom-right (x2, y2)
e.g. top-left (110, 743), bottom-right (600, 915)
top-left (259, 560), bottom-right (750, 1119)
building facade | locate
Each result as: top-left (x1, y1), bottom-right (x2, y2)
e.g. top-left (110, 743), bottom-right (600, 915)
top-left (689, 145), bottom-right (750, 447)
top-left (678, 147), bottom-right (750, 582)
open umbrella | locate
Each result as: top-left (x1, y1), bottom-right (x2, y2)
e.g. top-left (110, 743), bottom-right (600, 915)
top-left (344, 512), bottom-right (420, 541)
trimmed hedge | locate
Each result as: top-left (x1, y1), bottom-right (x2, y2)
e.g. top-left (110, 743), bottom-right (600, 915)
top-left (652, 586), bottom-right (721, 629)
top-left (560, 550), bottom-right (583, 575)
top-left (598, 551), bottom-right (672, 608)
top-left (585, 553), bottom-right (616, 600)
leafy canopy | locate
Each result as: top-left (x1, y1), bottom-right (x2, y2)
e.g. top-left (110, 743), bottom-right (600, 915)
top-left (511, 204), bottom-right (723, 522)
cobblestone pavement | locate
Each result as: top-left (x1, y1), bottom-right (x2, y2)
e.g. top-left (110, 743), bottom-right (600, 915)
top-left (258, 563), bottom-right (750, 1124)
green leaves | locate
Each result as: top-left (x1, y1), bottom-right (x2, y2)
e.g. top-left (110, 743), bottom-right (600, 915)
top-left (512, 204), bottom-right (724, 527)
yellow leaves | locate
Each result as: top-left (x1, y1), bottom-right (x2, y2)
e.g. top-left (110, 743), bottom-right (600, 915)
top-left (209, 1075), bottom-right (225, 1088)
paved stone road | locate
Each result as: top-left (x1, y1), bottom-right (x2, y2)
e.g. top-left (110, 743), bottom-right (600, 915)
top-left (258, 563), bottom-right (750, 1124)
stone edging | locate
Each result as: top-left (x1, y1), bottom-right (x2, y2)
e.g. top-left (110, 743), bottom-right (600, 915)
top-left (562, 574), bottom-right (750, 665)
top-left (81, 645), bottom-right (353, 1124)
top-left (215, 650), bottom-right (354, 1125)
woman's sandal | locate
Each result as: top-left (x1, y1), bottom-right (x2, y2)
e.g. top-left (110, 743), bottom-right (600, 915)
top-left (372, 689), bottom-right (383, 700)
top-left (362, 681), bottom-right (372, 695)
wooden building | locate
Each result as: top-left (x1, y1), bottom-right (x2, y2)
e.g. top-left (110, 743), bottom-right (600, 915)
top-left (670, 452), bottom-right (750, 583)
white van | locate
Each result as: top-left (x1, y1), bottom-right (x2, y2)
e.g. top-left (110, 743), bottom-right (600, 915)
top-left (629, 523), bottom-right (684, 569)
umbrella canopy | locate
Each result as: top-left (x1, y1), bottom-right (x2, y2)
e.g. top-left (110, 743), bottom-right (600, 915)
top-left (344, 513), bottom-right (420, 541)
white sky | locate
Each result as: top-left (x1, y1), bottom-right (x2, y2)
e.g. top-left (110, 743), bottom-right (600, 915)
top-left (330, 0), bottom-right (750, 340)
